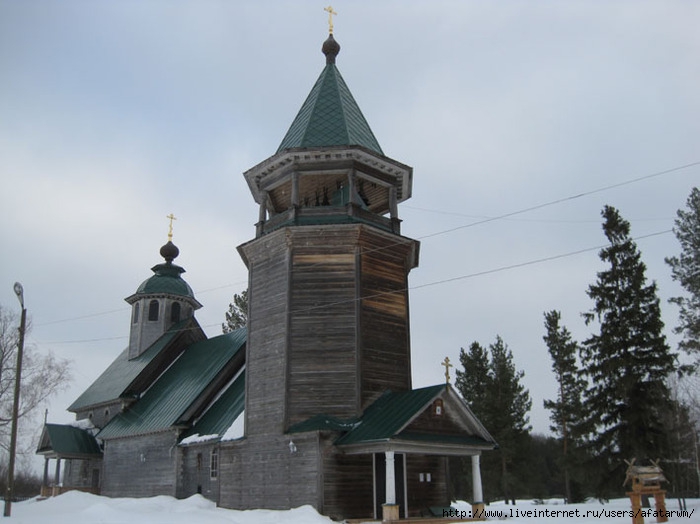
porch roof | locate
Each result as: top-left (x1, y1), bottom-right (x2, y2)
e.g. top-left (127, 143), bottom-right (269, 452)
top-left (36, 424), bottom-right (102, 459)
top-left (289, 384), bottom-right (497, 455)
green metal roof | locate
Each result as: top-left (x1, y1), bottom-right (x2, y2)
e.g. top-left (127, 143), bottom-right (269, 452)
top-left (335, 385), bottom-right (446, 445)
top-left (180, 370), bottom-right (245, 441)
top-left (134, 262), bottom-right (196, 299)
top-left (277, 63), bottom-right (383, 155)
top-left (68, 319), bottom-right (191, 412)
top-left (288, 413), bottom-right (359, 434)
top-left (36, 424), bottom-right (102, 458)
top-left (97, 328), bottom-right (246, 440)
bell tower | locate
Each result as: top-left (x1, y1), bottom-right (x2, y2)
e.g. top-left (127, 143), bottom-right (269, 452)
top-left (238, 32), bottom-right (420, 435)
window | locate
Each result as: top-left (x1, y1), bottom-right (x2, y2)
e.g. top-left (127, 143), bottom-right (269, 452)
top-left (210, 449), bottom-right (219, 479)
top-left (132, 303), bottom-right (140, 324)
top-left (433, 399), bottom-right (444, 416)
top-left (171, 302), bottom-right (181, 322)
top-left (148, 300), bottom-right (159, 321)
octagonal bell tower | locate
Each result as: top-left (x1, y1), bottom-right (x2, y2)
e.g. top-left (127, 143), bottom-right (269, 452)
top-left (238, 32), bottom-right (420, 436)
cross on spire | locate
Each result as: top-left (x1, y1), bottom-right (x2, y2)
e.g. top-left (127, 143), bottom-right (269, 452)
top-left (166, 213), bottom-right (177, 242)
top-left (441, 357), bottom-right (453, 384)
top-left (324, 5), bottom-right (337, 34)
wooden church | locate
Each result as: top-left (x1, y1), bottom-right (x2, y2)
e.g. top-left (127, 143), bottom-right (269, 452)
top-left (37, 26), bottom-right (496, 521)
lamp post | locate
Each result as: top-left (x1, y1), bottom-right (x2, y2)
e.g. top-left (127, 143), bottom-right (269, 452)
top-left (4, 283), bottom-right (26, 517)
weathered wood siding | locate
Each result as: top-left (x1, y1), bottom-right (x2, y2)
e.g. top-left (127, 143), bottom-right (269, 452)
top-left (63, 458), bottom-right (102, 490)
top-left (239, 229), bottom-right (290, 436)
top-left (405, 455), bottom-right (450, 517)
top-left (101, 431), bottom-right (178, 498)
top-left (177, 441), bottom-right (220, 502)
top-left (407, 400), bottom-right (475, 437)
top-left (359, 227), bottom-right (418, 407)
top-left (321, 435), bottom-right (374, 520)
top-left (287, 228), bottom-right (360, 425)
top-left (218, 433), bottom-right (321, 511)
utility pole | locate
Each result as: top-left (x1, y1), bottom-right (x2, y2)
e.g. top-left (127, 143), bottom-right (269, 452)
top-left (4, 282), bottom-right (26, 517)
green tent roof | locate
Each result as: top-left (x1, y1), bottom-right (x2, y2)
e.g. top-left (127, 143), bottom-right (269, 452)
top-left (277, 62), bottom-right (383, 155)
top-left (98, 328), bottom-right (246, 440)
top-left (36, 424), bottom-right (102, 458)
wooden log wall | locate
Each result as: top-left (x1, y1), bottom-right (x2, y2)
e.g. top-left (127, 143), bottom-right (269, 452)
top-left (287, 228), bottom-right (361, 425)
top-left (358, 227), bottom-right (418, 407)
top-left (218, 433), bottom-right (321, 511)
top-left (101, 431), bottom-right (178, 498)
top-left (240, 229), bottom-right (290, 436)
top-left (321, 434), bottom-right (374, 520)
top-left (177, 441), bottom-right (220, 502)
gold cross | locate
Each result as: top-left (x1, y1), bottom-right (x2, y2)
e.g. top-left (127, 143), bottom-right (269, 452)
top-left (441, 357), bottom-right (453, 384)
top-left (324, 5), bottom-right (337, 34)
top-left (166, 213), bottom-right (177, 241)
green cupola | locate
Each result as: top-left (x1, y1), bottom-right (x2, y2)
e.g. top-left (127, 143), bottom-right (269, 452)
top-left (125, 239), bottom-right (202, 359)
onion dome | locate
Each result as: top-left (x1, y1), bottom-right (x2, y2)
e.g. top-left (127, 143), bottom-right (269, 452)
top-left (129, 242), bottom-right (197, 300)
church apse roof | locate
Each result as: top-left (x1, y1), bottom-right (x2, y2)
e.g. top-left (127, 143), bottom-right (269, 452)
top-left (276, 34), bottom-right (383, 155)
top-left (97, 328), bottom-right (246, 440)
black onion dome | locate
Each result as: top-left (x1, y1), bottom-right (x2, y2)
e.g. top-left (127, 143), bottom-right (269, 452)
top-left (160, 241), bottom-right (180, 263)
top-left (322, 34), bottom-right (340, 64)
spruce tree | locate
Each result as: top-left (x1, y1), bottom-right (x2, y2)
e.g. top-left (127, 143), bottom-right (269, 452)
top-left (665, 187), bottom-right (700, 363)
top-left (456, 337), bottom-right (531, 503)
top-left (581, 205), bottom-right (676, 495)
top-left (222, 289), bottom-right (248, 333)
top-left (488, 336), bottom-right (532, 504)
top-left (542, 310), bottom-right (586, 503)
top-left (456, 341), bottom-right (491, 425)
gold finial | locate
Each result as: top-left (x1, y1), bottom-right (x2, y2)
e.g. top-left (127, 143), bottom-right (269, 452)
top-left (441, 357), bottom-right (453, 384)
top-left (324, 5), bottom-right (337, 34)
top-left (166, 213), bottom-right (177, 242)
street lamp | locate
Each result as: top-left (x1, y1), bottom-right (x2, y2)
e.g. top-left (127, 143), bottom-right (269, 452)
top-left (4, 283), bottom-right (26, 517)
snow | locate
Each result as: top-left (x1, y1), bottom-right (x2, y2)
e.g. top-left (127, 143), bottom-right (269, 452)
top-left (8, 492), bottom-right (699, 523)
top-left (10, 492), bottom-right (334, 524)
top-left (179, 433), bottom-right (220, 445)
top-left (221, 410), bottom-right (245, 441)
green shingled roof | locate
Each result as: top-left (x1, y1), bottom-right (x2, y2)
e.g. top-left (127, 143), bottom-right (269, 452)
top-left (36, 424), bottom-right (102, 458)
top-left (277, 63), bottom-right (383, 155)
top-left (134, 262), bottom-right (196, 299)
top-left (98, 328), bottom-right (246, 440)
top-left (68, 319), bottom-right (192, 412)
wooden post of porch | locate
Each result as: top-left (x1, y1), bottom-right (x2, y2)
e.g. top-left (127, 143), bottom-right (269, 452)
top-left (54, 458), bottom-right (61, 490)
top-left (382, 451), bottom-right (399, 522)
top-left (472, 454), bottom-right (485, 515)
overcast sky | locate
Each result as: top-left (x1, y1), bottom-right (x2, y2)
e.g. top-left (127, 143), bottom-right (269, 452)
top-left (1, 1), bottom-right (698, 455)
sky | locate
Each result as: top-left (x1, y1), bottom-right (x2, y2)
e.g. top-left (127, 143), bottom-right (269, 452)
top-left (1, 0), bottom-right (699, 456)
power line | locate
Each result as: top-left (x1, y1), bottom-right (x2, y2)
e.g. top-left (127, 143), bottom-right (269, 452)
top-left (38, 229), bottom-right (672, 345)
top-left (32, 159), bottom-right (697, 331)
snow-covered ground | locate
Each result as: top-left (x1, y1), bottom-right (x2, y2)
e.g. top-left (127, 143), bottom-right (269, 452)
top-left (8, 491), bottom-right (699, 523)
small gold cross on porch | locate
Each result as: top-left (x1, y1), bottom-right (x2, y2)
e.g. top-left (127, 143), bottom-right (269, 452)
top-left (324, 5), bottom-right (337, 34)
top-left (441, 356), bottom-right (453, 384)
top-left (166, 213), bottom-right (177, 242)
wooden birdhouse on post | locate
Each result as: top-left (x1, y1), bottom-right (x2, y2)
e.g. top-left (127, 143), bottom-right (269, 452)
top-left (624, 459), bottom-right (668, 524)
